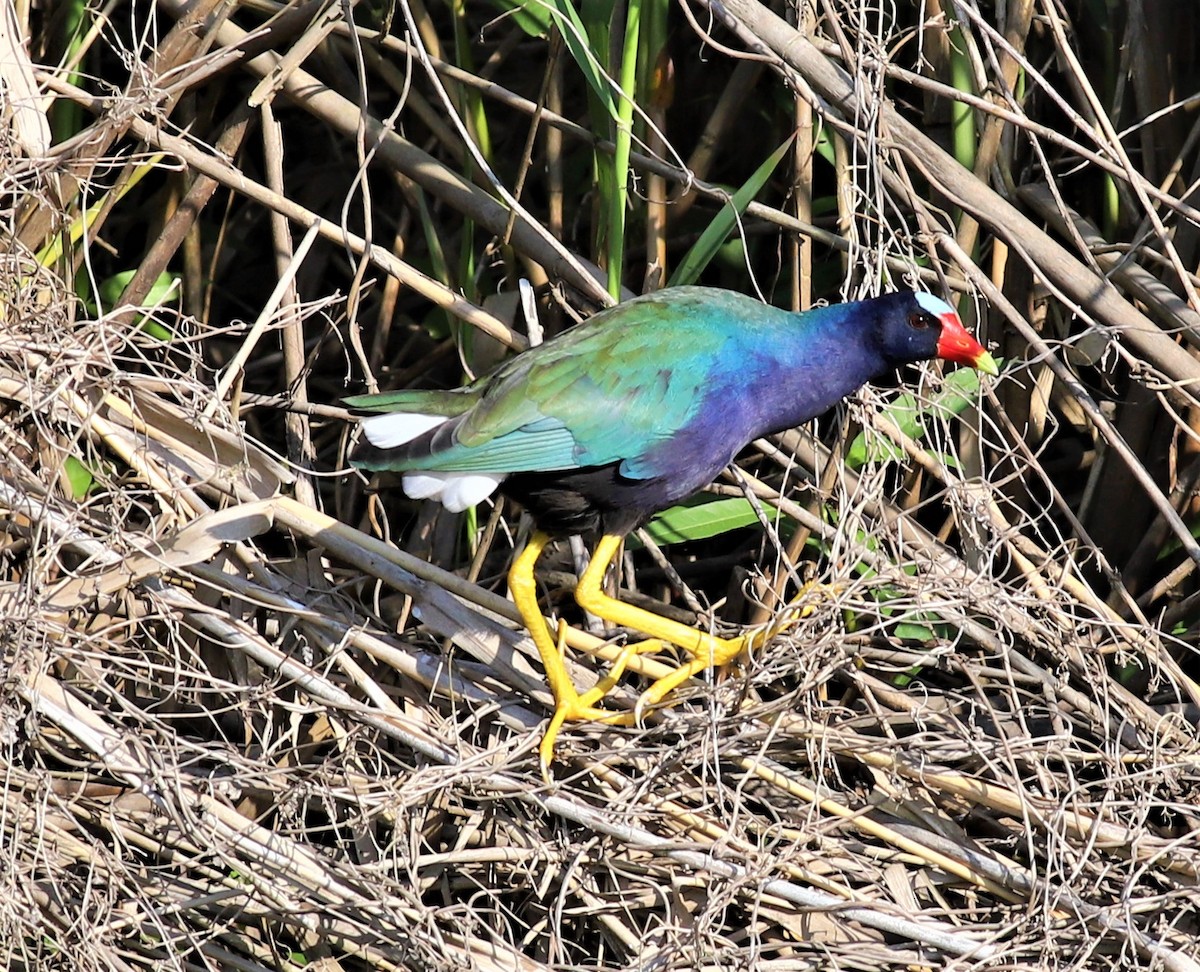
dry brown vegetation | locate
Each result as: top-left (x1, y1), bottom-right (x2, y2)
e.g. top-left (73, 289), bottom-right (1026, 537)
top-left (3, 0), bottom-right (1200, 969)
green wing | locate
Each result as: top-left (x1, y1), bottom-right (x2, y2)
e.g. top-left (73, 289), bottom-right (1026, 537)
top-left (382, 291), bottom-right (728, 475)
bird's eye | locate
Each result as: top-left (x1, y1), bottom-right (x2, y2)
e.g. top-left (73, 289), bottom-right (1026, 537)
top-left (908, 311), bottom-right (936, 330)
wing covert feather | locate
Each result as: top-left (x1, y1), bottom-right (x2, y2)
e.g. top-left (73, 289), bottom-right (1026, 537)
top-left (452, 302), bottom-right (719, 474)
top-left (354, 288), bottom-right (747, 477)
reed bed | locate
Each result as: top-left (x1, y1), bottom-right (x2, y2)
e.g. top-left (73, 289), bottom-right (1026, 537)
top-left (3, 1), bottom-right (1199, 969)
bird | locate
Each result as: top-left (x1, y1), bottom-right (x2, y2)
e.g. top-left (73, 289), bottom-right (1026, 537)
top-left (347, 286), bottom-right (997, 771)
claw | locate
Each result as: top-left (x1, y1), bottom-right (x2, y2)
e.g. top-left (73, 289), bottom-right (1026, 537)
top-left (633, 637), bottom-right (746, 723)
top-left (513, 528), bottom-right (837, 773)
top-left (537, 682), bottom-right (639, 779)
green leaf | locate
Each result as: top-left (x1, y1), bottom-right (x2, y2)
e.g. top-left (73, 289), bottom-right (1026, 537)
top-left (814, 127), bottom-right (835, 167)
top-left (99, 269), bottom-right (179, 307)
top-left (62, 456), bottom-right (95, 501)
top-left (845, 364), bottom-right (993, 470)
top-left (547, 0), bottom-right (617, 119)
top-left (75, 268), bottom-right (179, 340)
top-left (485, 0), bottom-right (554, 36)
top-left (641, 496), bottom-right (784, 546)
top-left (670, 134), bottom-right (795, 287)
top-left (893, 621), bottom-right (937, 642)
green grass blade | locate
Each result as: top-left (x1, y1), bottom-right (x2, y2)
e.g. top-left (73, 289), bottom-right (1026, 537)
top-left (949, 25), bottom-right (976, 171)
top-left (36, 155), bottom-right (166, 267)
top-left (642, 497), bottom-right (784, 546)
top-left (547, 0), bottom-right (617, 119)
top-left (669, 134), bottom-right (795, 287)
top-left (606, 0), bottom-right (641, 298)
top-left (484, 0), bottom-right (554, 36)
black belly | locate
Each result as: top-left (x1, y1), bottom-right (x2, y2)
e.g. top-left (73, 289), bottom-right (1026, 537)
top-left (502, 464), bottom-right (673, 538)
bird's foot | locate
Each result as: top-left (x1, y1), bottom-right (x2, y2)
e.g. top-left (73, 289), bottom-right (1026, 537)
top-left (538, 621), bottom-right (643, 779)
top-left (580, 628), bottom-right (746, 724)
top-left (554, 619), bottom-right (655, 709)
top-left (538, 580), bottom-right (838, 776)
top-left (631, 639), bottom-right (743, 723)
top-left (762, 578), bottom-right (834, 640)
top-left (621, 629), bottom-right (748, 667)
top-left (629, 581), bottom-right (836, 721)
top-left (538, 689), bottom-right (637, 781)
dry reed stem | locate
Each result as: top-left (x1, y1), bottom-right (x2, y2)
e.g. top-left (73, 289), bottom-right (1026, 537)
top-left (2, 1), bottom-right (1199, 970)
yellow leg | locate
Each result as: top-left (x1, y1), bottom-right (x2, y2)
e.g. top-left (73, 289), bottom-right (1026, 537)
top-left (512, 530), bottom-right (831, 772)
top-left (508, 531), bottom-right (637, 775)
top-left (576, 535), bottom-right (750, 666)
top-left (577, 535), bottom-right (827, 719)
top-left (575, 534), bottom-right (756, 722)
top-left (562, 620), bottom-right (661, 710)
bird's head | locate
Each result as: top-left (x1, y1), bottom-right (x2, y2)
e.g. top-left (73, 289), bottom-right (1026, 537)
top-left (874, 292), bottom-right (998, 376)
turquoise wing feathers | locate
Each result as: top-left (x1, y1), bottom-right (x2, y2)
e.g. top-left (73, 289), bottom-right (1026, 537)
top-left (350, 290), bottom-right (731, 476)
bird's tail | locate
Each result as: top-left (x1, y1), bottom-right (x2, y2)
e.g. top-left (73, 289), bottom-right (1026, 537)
top-left (345, 387), bottom-right (505, 510)
top-left (345, 387), bottom-right (477, 453)
top-left (344, 387), bottom-right (477, 418)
